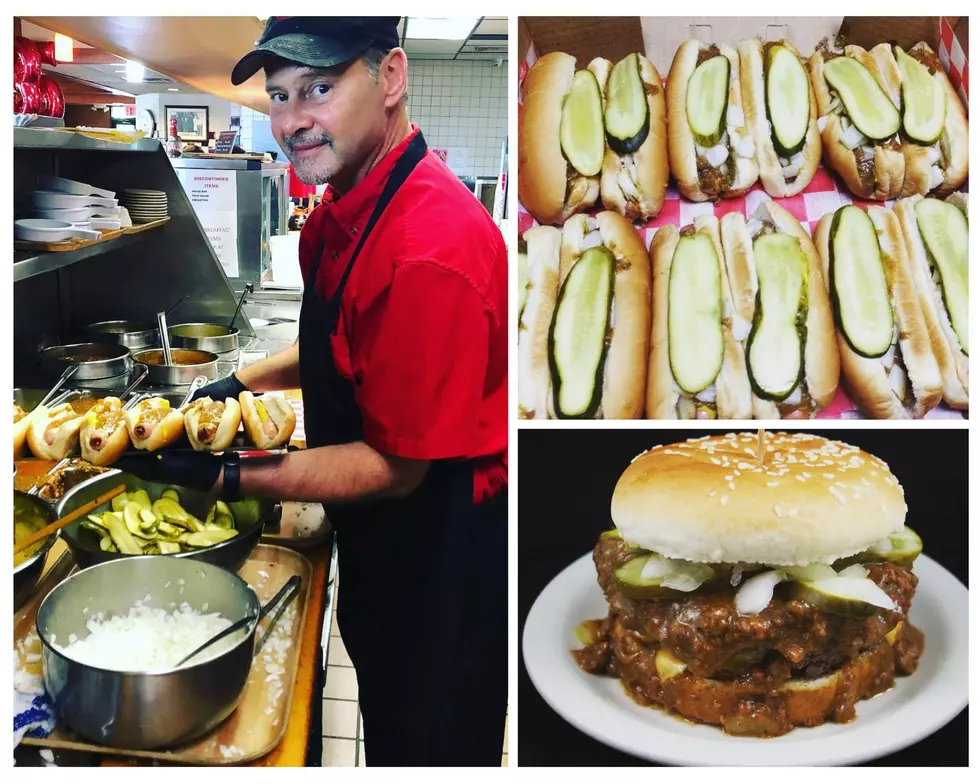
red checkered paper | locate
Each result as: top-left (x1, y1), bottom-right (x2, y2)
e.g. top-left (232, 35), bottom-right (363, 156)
top-left (517, 31), bottom-right (967, 420)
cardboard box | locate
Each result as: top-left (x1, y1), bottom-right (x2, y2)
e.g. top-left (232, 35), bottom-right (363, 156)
top-left (517, 17), bottom-right (968, 420)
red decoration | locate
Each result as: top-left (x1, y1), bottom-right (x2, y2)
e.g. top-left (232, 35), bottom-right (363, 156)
top-left (14, 86), bottom-right (22, 114)
top-left (169, 114), bottom-right (178, 139)
top-left (37, 75), bottom-right (64, 118)
top-left (15, 80), bottom-right (41, 115)
top-left (37, 40), bottom-right (58, 67)
top-left (14, 37), bottom-right (42, 83)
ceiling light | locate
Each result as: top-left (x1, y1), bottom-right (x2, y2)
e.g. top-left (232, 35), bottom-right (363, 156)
top-left (54, 34), bottom-right (73, 62)
top-left (125, 60), bottom-right (145, 83)
top-left (405, 17), bottom-right (480, 40)
top-left (167, 88), bottom-right (180, 92)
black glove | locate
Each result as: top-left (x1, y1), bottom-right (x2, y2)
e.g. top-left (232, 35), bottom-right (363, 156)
top-left (113, 451), bottom-right (222, 493)
top-left (190, 373), bottom-right (248, 403)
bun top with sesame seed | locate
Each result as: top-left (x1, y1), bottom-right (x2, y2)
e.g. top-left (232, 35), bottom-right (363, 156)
top-left (611, 431), bottom-right (907, 566)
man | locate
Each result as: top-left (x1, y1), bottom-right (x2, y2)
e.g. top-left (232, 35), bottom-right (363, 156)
top-left (119, 17), bottom-right (507, 766)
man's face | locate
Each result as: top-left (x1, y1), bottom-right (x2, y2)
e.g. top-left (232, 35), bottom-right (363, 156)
top-left (266, 57), bottom-right (387, 186)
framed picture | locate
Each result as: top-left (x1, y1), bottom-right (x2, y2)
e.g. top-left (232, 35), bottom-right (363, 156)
top-left (165, 105), bottom-right (209, 142)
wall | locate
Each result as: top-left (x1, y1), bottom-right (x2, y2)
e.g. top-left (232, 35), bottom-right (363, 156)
top-left (231, 58), bottom-right (508, 179)
top-left (64, 105), bottom-right (111, 128)
top-left (135, 92), bottom-right (231, 137)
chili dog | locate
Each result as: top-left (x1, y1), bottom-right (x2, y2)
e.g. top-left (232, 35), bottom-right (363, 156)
top-left (80, 397), bottom-right (130, 466)
top-left (184, 396), bottom-right (243, 452)
top-left (239, 392), bottom-right (296, 449)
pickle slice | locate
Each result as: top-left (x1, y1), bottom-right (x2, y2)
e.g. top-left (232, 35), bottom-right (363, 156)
top-left (686, 55), bottom-right (730, 147)
top-left (867, 526), bottom-right (923, 566)
top-left (560, 69), bottom-right (605, 177)
top-left (549, 246), bottom-right (614, 418)
top-left (614, 554), bottom-right (715, 599)
top-left (822, 56), bottom-right (901, 140)
top-left (830, 206), bottom-right (893, 358)
top-left (605, 53), bottom-right (649, 154)
top-left (791, 576), bottom-right (895, 617)
top-left (518, 250), bottom-right (529, 326)
top-left (895, 46), bottom-right (945, 145)
top-left (766, 44), bottom-right (810, 157)
top-left (600, 528), bottom-right (646, 551)
top-left (668, 233), bottom-right (724, 394)
top-left (915, 198), bottom-right (968, 354)
top-left (746, 234), bottom-right (807, 401)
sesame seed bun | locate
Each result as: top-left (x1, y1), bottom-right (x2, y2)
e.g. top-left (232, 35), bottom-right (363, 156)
top-left (611, 432), bottom-right (907, 566)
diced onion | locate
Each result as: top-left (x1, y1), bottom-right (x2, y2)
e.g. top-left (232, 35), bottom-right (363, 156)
top-left (926, 146), bottom-right (942, 164)
top-left (929, 165), bottom-right (945, 190)
top-left (640, 554), bottom-right (673, 580)
top-left (778, 156), bottom-right (791, 167)
top-left (732, 313), bottom-right (752, 342)
top-left (585, 216), bottom-right (600, 231)
top-left (782, 161), bottom-right (802, 180)
top-left (872, 537), bottom-right (894, 554)
top-left (735, 569), bottom-right (785, 615)
top-left (695, 385), bottom-right (717, 403)
top-left (730, 129), bottom-right (755, 159)
top-left (791, 151), bottom-right (804, 167)
top-left (582, 231), bottom-right (604, 250)
top-left (705, 144), bottom-right (729, 168)
top-left (783, 385), bottom-right (803, 405)
top-left (827, 95), bottom-right (842, 114)
top-left (746, 218), bottom-right (764, 237)
top-left (859, 144), bottom-right (876, 160)
top-left (817, 115), bottom-right (829, 133)
top-left (840, 124), bottom-right (869, 150)
top-left (785, 563), bottom-right (837, 582)
top-left (663, 567), bottom-right (712, 592)
top-left (726, 105), bottom-right (745, 127)
top-left (695, 143), bottom-right (708, 156)
top-left (805, 577), bottom-right (896, 611)
top-left (838, 563), bottom-right (869, 579)
top-left (617, 167), bottom-right (641, 200)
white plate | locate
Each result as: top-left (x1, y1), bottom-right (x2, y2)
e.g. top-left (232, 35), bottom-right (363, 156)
top-left (249, 318), bottom-right (270, 328)
top-left (523, 552), bottom-right (968, 766)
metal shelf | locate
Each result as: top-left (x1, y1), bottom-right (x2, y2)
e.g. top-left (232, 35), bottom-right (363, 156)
top-left (13, 230), bottom-right (152, 282)
top-left (14, 127), bottom-right (160, 153)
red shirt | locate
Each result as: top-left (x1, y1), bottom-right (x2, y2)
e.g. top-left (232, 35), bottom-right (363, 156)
top-left (298, 126), bottom-right (507, 503)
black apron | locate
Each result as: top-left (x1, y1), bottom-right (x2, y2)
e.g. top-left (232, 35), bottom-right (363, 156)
top-left (298, 132), bottom-right (507, 767)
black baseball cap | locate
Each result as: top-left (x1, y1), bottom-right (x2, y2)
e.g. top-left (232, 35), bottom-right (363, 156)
top-left (231, 16), bottom-right (401, 86)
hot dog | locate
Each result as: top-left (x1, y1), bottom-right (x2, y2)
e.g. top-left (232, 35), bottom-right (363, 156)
top-left (79, 397), bottom-right (130, 466)
top-left (239, 392), bottom-right (296, 449)
top-left (667, 40), bottom-right (759, 202)
top-left (126, 398), bottom-right (186, 451)
top-left (14, 404), bottom-right (34, 461)
top-left (184, 396), bottom-right (243, 452)
top-left (26, 402), bottom-right (85, 461)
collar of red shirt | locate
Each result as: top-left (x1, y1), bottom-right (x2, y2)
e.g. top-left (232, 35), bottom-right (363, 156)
top-left (319, 124), bottom-right (421, 251)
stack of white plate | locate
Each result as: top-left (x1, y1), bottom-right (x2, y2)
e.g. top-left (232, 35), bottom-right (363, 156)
top-left (120, 189), bottom-right (169, 224)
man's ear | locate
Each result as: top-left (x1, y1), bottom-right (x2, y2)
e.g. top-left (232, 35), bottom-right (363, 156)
top-left (381, 48), bottom-right (409, 108)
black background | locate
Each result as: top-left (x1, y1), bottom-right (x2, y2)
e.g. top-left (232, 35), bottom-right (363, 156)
top-left (518, 428), bottom-right (968, 766)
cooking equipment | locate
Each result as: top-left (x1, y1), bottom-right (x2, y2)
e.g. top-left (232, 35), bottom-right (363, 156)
top-left (85, 320), bottom-right (159, 350)
top-left (36, 365), bottom-right (79, 409)
top-left (133, 348), bottom-right (219, 385)
top-left (228, 284), bottom-right (254, 330)
top-left (32, 191), bottom-right (118, 210)
top-left (180, 375), bottom-right (209, 407)
top-left (15, 219), bottom-right (100, 244)
top-left (176, 575), bottom-right (300, 667)
top-left (40, 175), bottom-right (116, 200)
top-left (55, 472), bottom-right (272, 572)
top-left (40, 343), bottom-right (133, 382)
top-left (169, 323), bottom-right (240, 355)
top-left (15, 484), bottom-right (127, 556)
top-left (157, 310), bottom-right (174, 366)
top-left (36, 556), bottom-right (264, 749)
top-left (14, 491), bottom-right (58, 610)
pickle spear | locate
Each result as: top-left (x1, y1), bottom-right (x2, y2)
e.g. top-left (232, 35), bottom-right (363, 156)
top-left (560, 69), bottom-right (605, 177)
top-left (829, 206), bottom-right (893, 358)
top-left (668, 233), bottom-right (724, 394)
top-left (822, 56), bottom-right (900, 140)
top-left (915, 198), bottom-right (968, 354)
top-left (686, 55), bottom-right (729, 147)
top-left (746, 233), bottom-right (807, 401)
top-left (605, 53), bottom-right (649, 154)
top-left (894, 46), bottom-right (945, 145)
top-left (867, 527), bottom-right (924, 566)
top-left (549, 246), bottom-right (614, 418)
top-left (766, 44), bottom-right (810, 156)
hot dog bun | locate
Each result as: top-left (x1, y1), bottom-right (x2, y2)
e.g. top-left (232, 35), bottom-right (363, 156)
top-left (79, 397), bottom-right (130, 466)
top-left (668, 41), bottom-right (758, 202)
top-left (239, 392), bottom-right (296, 449)
top-left (519, 52), bottom-right (600, 225)
top-left (517, 226), bottom-right (562, 420)
top-left (893, 195), bottom-right (968, 409)
top-left (14, 405), bottom-right (34, 461)
top-left (739, 39), bottom-right (821, 198)
top-left (591, 54), bottom-right (669, 222)
top-left (26, 402), bottom-right (84, 461)
top-left (814, 207), bottom-right (942, 418)
top-left (126, 398), bottom-right (186, 451)
top-left (184, 396), bottom-right (243, 452)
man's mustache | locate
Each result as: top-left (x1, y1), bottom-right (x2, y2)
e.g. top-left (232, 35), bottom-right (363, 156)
top-left (285, 134), bottom-right (333, 152)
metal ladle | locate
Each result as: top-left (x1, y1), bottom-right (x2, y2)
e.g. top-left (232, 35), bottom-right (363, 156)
top-left (37, 365), bottom-right (79, 409)
top-left (156, 311), bottom-right (173, 366)
top-left (228, 284), bottom-right (253, 331)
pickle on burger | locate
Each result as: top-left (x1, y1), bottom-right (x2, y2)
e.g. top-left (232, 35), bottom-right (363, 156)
top-left (574, 431), bottom-right (924, 737)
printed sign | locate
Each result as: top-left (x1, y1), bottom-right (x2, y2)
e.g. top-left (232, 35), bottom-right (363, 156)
top-left (175, 169), bottom-right (240, 277)
top-left (214, 130), bottom-right (238, 155)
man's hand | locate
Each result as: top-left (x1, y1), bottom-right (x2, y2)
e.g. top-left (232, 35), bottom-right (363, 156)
top-left (113, 451), bottom-right (222, 493)
top-left (189, 373), bottom-right (248, 403)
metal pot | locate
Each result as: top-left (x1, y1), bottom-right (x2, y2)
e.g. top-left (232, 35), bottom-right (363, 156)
top-left (85, 320), bottom-right (159, 351)
top-left (132, 348), bottom-right (218, 385)
top-left (55, 471), bottom-right (272, 573)
top-left (36, 556), bottom-right (261, 749)
top-left (169, 323), bottom-right (240, 355)
top-left (41, 343), bottom-right (132, 381)
top-left (14, 491), bottom-right (59, 610)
